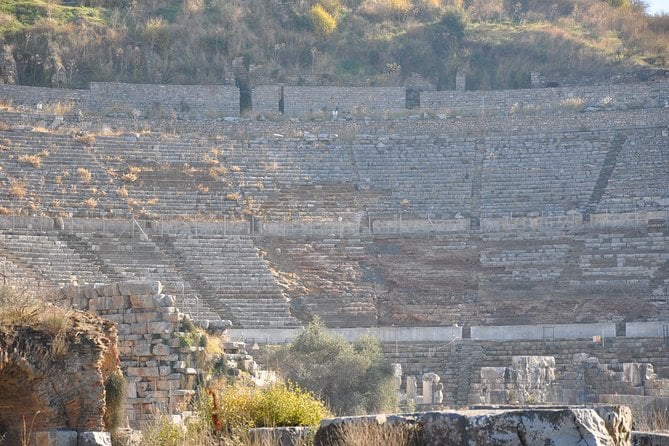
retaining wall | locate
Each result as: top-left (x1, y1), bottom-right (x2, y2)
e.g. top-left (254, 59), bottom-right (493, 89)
top-left (88, 82), bottom-right (239, 117)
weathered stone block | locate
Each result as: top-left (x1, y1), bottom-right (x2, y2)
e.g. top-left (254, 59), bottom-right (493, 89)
top-left (93, 282), bottom-right (121, 297)
top-left (77, 431), bottom-right (112, 446)
top-left (35, 431), bottom-right (78, 446)
top-left (119, 280), bottom-right (162, 296)
top-left (152, 343), bottom-right (171, 356)
top-left (129, 294), bottom-right (158, 309)
top-left (314, 406), bottom-right (633, 446)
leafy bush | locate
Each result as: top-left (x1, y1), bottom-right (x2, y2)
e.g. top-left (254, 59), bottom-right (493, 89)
top-left (201, 381), bottom-right (329, 441)
top-left (310, 4), bottom-right (337, 35)
top-left (269, 319), bottom-right (399, 416)
top-left (104, 371), bottom-right (126, 431)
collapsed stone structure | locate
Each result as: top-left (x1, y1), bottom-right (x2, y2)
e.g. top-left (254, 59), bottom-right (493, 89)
top-left (62, 280), bottom-right (241, 427)
top-left (0, 311), bottom-right (119, 445)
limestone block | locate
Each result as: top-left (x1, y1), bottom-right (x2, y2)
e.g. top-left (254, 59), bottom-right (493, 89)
top-left (314, 414), bottom-right (424, 446)
top-left (126, 366), bottom-right (160, 378)
top-left (152, 343), bottom-right (171, 356)
top-left (148, 321), bottom-right (173, 333)
top-left (314, 407), bottom-right (633, 446)
top-left (77, 432), bottom-right (112, 446)
top-left (135, 311), bottom-right (161, 323)
top-left (93, 282), bottom-right (121, 297)
top-left (84, 285), bottom-right (101, 300)
top-left (35, 430), bottom-right (78, 446)
top-left (129, 295), bottom-right (158, 309)
top-left (119, 280), bottom-right (162, 296)
top-left (157, 294), bottom-right (176, 307)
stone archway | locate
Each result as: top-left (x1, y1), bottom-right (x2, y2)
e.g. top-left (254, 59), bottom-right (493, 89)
top-left (0, 359), bottom-right (52, 444)
top-left (0, 311), bottom-right (120, 445)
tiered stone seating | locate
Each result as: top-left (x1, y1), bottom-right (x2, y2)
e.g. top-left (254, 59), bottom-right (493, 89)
top-left (352, 134), bottom-right (474, 217)
top-left (597, 127), bottom-right (669, 213)
top-left (577, 232), bottom-right (668, 289)
top-left (93, 134), bottom-right (245, 218)
top-left (223, 133), bottom-right (363, 220)
top-left (261, 237), bottom-right (377, 327)
top-left (171, 235), bottom-right (299, 328)
top-left (480, 131), bottom-right (611, 217)
top-left (0, 130), bottom-right (129, 216)
top-left (0, 231), bottom-right (107, 285)
top-left (72, 232), bottom-right (222, 322)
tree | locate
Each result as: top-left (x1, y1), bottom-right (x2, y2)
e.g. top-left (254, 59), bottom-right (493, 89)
top-left (268, 319), bottom-right (398, 416)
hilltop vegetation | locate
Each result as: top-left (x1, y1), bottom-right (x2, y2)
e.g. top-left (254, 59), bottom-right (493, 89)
top-left (0, 0), bottom-right (667, 89)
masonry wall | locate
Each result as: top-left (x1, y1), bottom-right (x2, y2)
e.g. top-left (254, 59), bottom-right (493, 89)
top-left (0, 312), bottom-right (118, 444)
top-left (281, 86), bottom-right (406, 117)
top-left (63, 280), bottom-right (204, 427)
top-left (383, 337), bottom-right (669, 408)
top-left (0, 85), bottom-right (88, 107)
top-left (88, 82), bottom-right (239, 117)
top-left (420, 81), bottom-right (669, 115)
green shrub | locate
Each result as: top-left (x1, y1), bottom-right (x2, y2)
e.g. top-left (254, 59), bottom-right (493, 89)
top-left (310, 4), bottom-right (337, 35)
top-left (269, 319), bottom-right (399, 416)
top-left (104, 371), bottom-right (126, 431)
top-left (211, 382), bottom-right (330, 434)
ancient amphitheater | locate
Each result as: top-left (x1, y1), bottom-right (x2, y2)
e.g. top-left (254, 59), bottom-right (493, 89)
top-left (0, 77), bottom-right (668, 417)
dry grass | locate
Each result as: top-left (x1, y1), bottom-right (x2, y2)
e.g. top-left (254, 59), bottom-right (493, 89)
top-left (121, 166), bottom-right (142, 183)
top-left (0, 206), bottom-right (11, 215)
top-left (208, 165), bottom-right (228, 179)
top-left (8, 180), bottom-right (26, 198)
top-left (83, 197), bottom-right (98, 208)
top-left (116, 187), bottom-right (129, 197)
top-left (77, 167), bottom-right (93, 183)
top-left (560, 96), bottom-right (586, 111)
top-left (73, 133), bottom-right (96, 146)
top-left (197, 184), bottom-right (209, 193)
top-left (18, 154), bottom-right (42, 168)
top-left (43, 101), bottom-right (75, 115)
top-left (226, 192), bottom-right (240, 200)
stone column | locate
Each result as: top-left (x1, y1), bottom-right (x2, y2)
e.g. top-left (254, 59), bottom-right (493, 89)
top-left (406, 376), bottom-right (417, 405)
top-left (455, 70), bottom-right (466, 92)
top-left (422, 373), bottom-right (440, 405)
top-left (530, 71), bottom-right (541, 88)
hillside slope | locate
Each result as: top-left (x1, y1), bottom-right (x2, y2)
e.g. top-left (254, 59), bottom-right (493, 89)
top-left (0, 0), bottom-right (667, 88)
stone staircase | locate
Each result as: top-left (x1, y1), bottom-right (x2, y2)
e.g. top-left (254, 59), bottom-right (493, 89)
top-left (169, 234), bottom-right (300, 328)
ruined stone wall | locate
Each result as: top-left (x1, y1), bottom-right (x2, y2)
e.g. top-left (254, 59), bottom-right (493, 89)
top-left (0, 85), bottom-right (88, 107)
top-left (88, 82), bottom-right (239, 118)
top-left (0, 312), bottom-right (119, 444)
top-left (63, 280), bottom-right (205, 427)
top-left (267, 86), bottom-right (406, 117)
top-left (420, 81), bottom-right (669, 115)
top-left (383, 337), bottom-right (669, 408)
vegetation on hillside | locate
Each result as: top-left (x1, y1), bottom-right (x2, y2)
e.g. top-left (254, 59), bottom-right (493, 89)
top-left (268, 319), bottom-right (399, 416)
top-left (0, 0), bottom-right (666, 89)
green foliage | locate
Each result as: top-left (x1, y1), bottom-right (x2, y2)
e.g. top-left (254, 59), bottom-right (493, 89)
top-left (0, 0), bottom-right (666, 88)
top-left (104, 371), bottom-right (126, 431)
top-left (269, 319), bottom-right (399, 416)
top-left (310, 4), bottom-right (337, 35)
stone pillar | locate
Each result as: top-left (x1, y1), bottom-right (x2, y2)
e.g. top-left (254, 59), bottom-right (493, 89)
top-left (422, 373), bottom-right (440, 405)
top-left (392, 364), bottom-right (402, 390)
top-left (433, 382), bottom-right (444, 405)
top-left (455, 70), bottom-right (466, 92)
top-left (406, 376), bottom-right (417, 405)
top-left (530, 71), bottom-right (541, 88)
